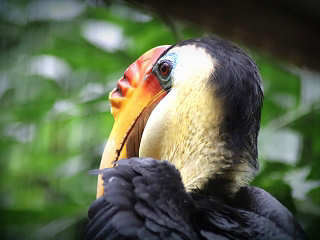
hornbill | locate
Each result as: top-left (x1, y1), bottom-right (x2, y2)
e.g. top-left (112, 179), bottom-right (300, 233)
top-left (86, 37), bottom-right (307, 240)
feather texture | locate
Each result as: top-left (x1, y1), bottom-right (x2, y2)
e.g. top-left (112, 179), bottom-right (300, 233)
top-left (86, 158), bottom-right (306, 240)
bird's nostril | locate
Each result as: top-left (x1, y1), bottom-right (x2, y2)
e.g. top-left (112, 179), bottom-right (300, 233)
top-left (116, 83), bottom-right (123, 96)
top-left (123, 74), bottom-right (129, 83)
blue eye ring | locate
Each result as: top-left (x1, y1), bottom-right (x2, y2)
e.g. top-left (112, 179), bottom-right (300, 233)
top-left (153, 52), bottom-right (177, 90)
top-left (153, 59), bottom-right (173, 90)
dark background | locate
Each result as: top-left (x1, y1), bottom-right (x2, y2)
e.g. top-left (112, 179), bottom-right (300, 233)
top-left (0, 0), bottom-right (319, 239)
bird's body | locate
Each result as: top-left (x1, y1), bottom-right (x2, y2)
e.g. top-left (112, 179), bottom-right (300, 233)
top-left (86, 37), bottom-right (307, 239)
top-left (87, 159), bottom-right (305, 240)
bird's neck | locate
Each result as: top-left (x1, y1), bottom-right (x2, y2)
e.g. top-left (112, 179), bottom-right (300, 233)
top-left (139, 74), bottom-right (253, 196)
top-left (165, 87), bottom-right (253, 195)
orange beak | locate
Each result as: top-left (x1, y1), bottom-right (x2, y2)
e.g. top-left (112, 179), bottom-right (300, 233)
top-left (97, 46), bottom-right (170, 198)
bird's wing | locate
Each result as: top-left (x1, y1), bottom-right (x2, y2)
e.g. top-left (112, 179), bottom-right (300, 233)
top-left (86, 158), bottom-right (200, 240)
top-left (231, 186), bottom-right (307, 240)
top-left (86, 158), bottom-right (307, 240)
top-left (197, 199), bottom-right (299, 240)
top-left (188, 186), bottom-right (307, 240)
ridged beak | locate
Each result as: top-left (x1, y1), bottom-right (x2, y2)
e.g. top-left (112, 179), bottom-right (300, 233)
top-left (97, 46), bottom-right (170, 198)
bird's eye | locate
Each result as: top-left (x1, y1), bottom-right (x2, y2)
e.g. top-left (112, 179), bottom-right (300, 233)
top-left (153, 58), bottom-right (174, 90)
top-left (158, 60), bottom-right (172, 79)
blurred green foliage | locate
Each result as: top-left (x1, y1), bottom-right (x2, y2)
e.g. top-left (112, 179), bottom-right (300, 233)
top-left (0, 0), bottom-right (319, 239)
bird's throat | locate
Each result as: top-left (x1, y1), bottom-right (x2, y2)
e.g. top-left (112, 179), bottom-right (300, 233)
top-left (139, 80), bottom-right (253, 195)
top-left (139, 77), bottom-right (232, 192)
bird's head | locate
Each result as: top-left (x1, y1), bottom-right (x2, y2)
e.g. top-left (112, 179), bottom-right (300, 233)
top-left (97, 37), bottom-right (263, 198)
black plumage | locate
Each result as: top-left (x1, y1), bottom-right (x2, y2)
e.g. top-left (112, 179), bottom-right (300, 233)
top-left (86, 158), bottom-right (306, 240)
